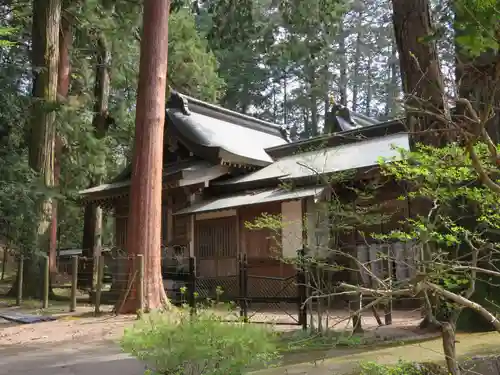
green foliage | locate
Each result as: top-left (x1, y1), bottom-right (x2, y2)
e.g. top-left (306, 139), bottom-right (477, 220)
top-left (379, 141), bottom-right (500, 327)
top-left (121, 308), bottom-right (280, 375)
top-left (359, 361), bottom-right (447, 375)
top-left (168, 9), bottom-right (225, 102)
top-left (454, 0), bottom-right (499, 56)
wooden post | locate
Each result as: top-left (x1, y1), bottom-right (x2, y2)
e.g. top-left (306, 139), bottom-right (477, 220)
top-left (70, 255), bottom-right (78, 312)
top-left (94, 255), bottom-right (105, 315)
top-left (136, 254), bottom-right (144, 316)
top-left (43, 256), bottom-right (49, 308)
top-left (16, 255), bottom-right (24, 306)
top-left (188, 256), bottom-right (196, 316)
top-left (241, 254), bottom-right (248, 321)
top-left (1, 247), bottom-right (7, 281)
top-left (297, 248), bottom-right (308, 330)
top-left (385, 247), bottom-right (393, 325)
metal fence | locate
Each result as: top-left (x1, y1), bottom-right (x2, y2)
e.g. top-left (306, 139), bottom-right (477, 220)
top-left (165, 254), bottom-right (308, 327)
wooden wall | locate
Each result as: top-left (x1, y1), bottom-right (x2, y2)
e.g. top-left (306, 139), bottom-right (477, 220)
top-left (194, 215), bottom-right (238, 278)
top-left (239, 203), bottom-right (296, 298)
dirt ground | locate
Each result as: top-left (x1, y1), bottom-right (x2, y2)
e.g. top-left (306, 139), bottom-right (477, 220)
top-left (0, 312), bottom-right (135, 347)
top-left (0, 307), bottom-right (421, 347)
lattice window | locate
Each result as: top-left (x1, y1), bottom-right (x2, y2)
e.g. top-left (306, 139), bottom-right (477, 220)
top-left (195, 217), bottom-right (237, 259)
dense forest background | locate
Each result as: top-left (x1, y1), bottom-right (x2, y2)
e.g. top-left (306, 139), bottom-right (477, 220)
top-left (0, 0), bottom-right (497, 259)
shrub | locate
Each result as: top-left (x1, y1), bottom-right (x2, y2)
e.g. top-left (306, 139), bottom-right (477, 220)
top-left (359, 361), bottom-right (448, 375)
top-left (121, 308), bottom-right (281, 375)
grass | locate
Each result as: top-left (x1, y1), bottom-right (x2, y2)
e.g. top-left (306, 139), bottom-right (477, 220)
top-left (254, 332), bottom-right (500, 375)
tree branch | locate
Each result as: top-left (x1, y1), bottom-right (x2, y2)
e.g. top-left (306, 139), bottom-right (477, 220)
top-left (426, 282), bottom-right (500, 332)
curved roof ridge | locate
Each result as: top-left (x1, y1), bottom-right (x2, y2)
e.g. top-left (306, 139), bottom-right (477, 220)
top-left (167, 91), bottom-right (287, 139)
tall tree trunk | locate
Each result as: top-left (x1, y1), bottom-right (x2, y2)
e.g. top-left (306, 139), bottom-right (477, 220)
top-left (385, 44), bottom-right (399, 118)
top-left (351, 12), bottom-right (363, 112)
top-left (391, 0), bottom-right (449, 146)
top-left (338, 26), bottom-right (348, 106)
top-left (116, 0), bottom-right (171, 313)
top-left (80, 34), bottom-right (111, 290)
top-left (283, 73), bottom-right (288, 125)
top-left (51, 4), bottom-right (72, 277)
top-left (365, 59), bottom-right (372, 117)
top-left (391, 0), bottom-right (449, 339)
top-left (16, 0), bottom-right (61, 298)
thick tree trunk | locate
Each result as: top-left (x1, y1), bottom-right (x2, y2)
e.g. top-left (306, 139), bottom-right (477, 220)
top-left (13, 0), bottom-right (61, 298)
top-left (391, 0), bottom-right (449, 146)
top-left (115, 0), bottom-right (171, 313)
top-left (50, 5), bottom-right (72, 277)
top-left (79, 34), bottom-right (110, 290)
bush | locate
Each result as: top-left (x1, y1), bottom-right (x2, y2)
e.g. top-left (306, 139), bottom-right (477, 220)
top-left (121, 308), bottom-right (280, 375)
top-left (359, 361), bottom-right (447, 375)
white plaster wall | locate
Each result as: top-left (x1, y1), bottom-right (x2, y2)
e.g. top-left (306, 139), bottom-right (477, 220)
top-left (281, 200), bottom-right (303, 259)
top-left (305, 198), bottom-right (330, 258)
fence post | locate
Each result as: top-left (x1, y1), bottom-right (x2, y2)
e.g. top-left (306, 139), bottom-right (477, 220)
top-left (188, 257), bottom-right (196, 316)
top-left (43, 256), bottom-right (49, 309)
top-left (385, 254), bottom-right (393, 325)
top-left (16, 255), bottom-right (24, 306)
top-left (136, 254), bottom-right (144, 316)
top-left (94, 255), bottom-right (105, 315)
top-left (297, 248), bottom-right (307, 330)
top-left (70, 256), bottom-right (78, 312)
top-left (240, 254), bottom-right (248, 321)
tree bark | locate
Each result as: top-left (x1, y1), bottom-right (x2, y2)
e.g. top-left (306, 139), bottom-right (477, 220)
top-left (391, 0), bottom-right (449, 146)
top-left (51, 4), bottom-right (72, 277)
top-left (11, 0), bottom-right (61, 298)
top-left (338, 27), bottom-right (348, 107)
top-left (385, 44), bottom-right (399, 118)
top-left (442, 322), bottom-right (461, 375)
top-left (351, 12), bottom-right (363, 113)
top-left (115, 0), bottom-right (171, 313)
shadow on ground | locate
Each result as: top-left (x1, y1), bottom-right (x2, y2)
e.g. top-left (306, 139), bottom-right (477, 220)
top-left (0, 340), bottom-right (146, 375)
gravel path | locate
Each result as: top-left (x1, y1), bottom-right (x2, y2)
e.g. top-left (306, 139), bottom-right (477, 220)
top-left (0, 314), bottom-right (145, 375)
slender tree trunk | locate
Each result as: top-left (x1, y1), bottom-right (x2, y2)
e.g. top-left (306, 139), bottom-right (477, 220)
top-left (365, 59), bottom-right (372, 116)
top-left (283, 72), bottom-right (288, 125)
top-left (442, 322), bottom-right (461, 375)
top-left (80, 34), bottom-right (111, 290)
top-left (116, 0), bottom-right (171, 313)
top-left (391, 0), bottom-right (449, 146)
top-left (14, 0), bottom-right (61, 298)
top-left (385, 44), bottom-right (399, 117)
top-left (351, 12), bottom-right (363, 112)
top-left (338, 27), bottom-right (348, 106)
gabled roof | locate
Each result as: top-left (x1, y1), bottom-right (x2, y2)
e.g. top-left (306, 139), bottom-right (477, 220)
top-left (175, 185), bottom-right (327, 216)
top-left (166, 92), bottom-right (288, 167)
top-left (215, 132), bottom-right (409, 187)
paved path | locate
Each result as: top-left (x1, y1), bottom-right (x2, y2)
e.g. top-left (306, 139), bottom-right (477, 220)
top-left (0, 341), bottom-right (146, 375)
